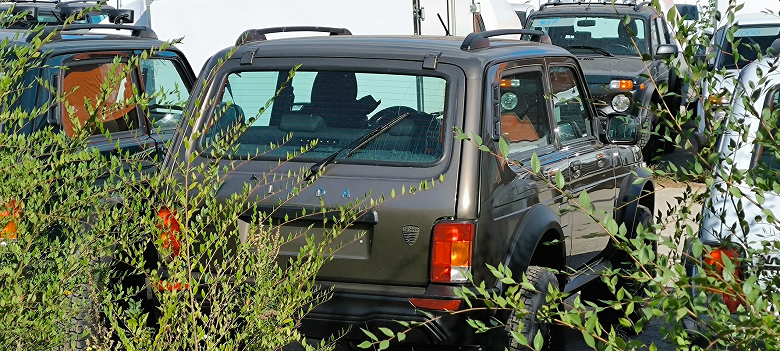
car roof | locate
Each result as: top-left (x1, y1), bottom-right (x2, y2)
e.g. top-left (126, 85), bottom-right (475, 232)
top-left (227, 35), bottom-right (573, 69)
top-left (531, 2), bottom-right (659, 17)
top-left (733, 12), bottom-right (780, 26)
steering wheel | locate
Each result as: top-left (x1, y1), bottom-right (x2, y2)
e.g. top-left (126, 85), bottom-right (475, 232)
top-left (605, 43), bottom-right (636, 55)
top-left (368, 106), bottom-right (418, 128)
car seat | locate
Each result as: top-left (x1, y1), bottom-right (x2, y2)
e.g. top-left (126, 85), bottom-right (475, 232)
top-left (205, 102), bottom-right (245, 146)
top-left (300, 72), bottom-right (379, 129)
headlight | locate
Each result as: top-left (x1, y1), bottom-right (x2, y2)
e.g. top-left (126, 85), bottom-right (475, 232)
top-left (610, 79), bottom-right (634, 90)
top-left (713, 109), bottom-right (727, 123)
top-left (611, 94), bottom-right (631, 113)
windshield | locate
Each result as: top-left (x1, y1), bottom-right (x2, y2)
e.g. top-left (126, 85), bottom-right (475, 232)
top-left (529, 16), bottom-right (648, 56)
top-left (718, 26), bottom-right (780, 70)
top-left (204, 70), bottom-right (447, 166)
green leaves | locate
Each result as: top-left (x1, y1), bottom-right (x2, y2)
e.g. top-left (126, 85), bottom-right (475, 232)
top-left (531, 152), bottom-right (541, 174)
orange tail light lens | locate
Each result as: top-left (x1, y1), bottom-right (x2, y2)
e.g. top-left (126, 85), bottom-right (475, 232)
top-left (431, 222), bottom-right (475, 283)
top-left (704, 247), bottom-right (742, 313)
top-left (157, 207), bottom-right (181, 258)
top-left (1, 200), bottom-right (20, 242)
top-left (409, 298), bottom-right (461, 311)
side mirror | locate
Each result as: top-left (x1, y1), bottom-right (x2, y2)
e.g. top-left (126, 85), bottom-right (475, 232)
top-left (108, 9), bottom-right (134, 24)
top-left (606, 115), bottom-right (640, 145)
top-left (654, 44), bottom-right (678, 60)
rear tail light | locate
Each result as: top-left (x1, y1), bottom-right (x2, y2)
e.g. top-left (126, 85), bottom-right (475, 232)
top-left (431, 222), bottom-right (474, 283)
top-left (704, 246), bottom-right (742, 312)
top-left (157, 207), bottom-right (181, 258)
top-left (1, 200), bottom-right (20, 243)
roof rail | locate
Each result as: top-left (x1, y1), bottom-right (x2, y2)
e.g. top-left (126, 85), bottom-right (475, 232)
top-left (460, 29), bottom-right (546, 50)
top-left (55, 0), bottom-right (111, 8)
top-left (0, 1), bottom-right (58, 3)
top-left (27, 23), bottom-right (157, 42)
top-left (235, 26), bottom-right (351, 46)
top-left (539, 0), bottom-right (649, 11)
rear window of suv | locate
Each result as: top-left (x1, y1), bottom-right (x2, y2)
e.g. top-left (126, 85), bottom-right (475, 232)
top-left (204, 69), bottom-right (447, 166)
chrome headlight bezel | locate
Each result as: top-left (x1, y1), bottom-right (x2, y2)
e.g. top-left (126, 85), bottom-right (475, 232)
top-left (611, 94), bottom-right (631, 113)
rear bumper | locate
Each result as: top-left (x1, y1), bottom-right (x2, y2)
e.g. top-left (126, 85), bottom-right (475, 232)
top-left (300, 282), bottom-right (496, 347)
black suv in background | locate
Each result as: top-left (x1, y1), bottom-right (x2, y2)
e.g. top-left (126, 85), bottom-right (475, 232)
top-left (163, 27), bottom-right (656, 350)
top-left (0, 0), bottom-right (121, 28)
top-left (527, 1), bottom-right (686, 159)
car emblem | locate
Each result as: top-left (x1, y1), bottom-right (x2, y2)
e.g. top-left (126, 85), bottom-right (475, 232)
top-left (315, 188), bottom-right (326, 197)
top-left (402, 225), bottom-right (420, 246)
top-left (342, 189), bottom-right (350, 198)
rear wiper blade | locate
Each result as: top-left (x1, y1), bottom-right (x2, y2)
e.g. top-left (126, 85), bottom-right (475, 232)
top-left (566, 45), bottom-right (614, 57)
top-left (305, 112), bottom-right (411, 181)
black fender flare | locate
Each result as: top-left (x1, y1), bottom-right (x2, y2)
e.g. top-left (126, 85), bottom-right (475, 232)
top-left (637, 77), bottom-right (660, 125)
top-left (615, 167), bottom-right (655, 237)
top-left (501, 204), bottom-right (565, 292)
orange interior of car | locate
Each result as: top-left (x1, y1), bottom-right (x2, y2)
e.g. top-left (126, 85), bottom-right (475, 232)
top-left (501, 112), bottom-right (538, 142)
top-left (62, 63), bottom-right (136, 136)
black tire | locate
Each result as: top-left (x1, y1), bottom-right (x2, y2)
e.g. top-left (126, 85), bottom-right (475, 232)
top-left (581, 205), bottom-right (655, 334)
top-left (66, 284), bottom-right (97, 351)
top-left (504, 266), bottom-right (564, 351)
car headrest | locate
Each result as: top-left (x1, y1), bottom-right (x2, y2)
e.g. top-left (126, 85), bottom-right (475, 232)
top-left (280, 114), bottom-right (326, 132)
top-left (389, 119), bottom-right (415, 136)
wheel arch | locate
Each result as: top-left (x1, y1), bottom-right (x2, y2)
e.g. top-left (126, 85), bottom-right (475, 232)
top-left (615, 167), bottom-right (655, 233)
top-left (502, 205), bottom-right (566, 292)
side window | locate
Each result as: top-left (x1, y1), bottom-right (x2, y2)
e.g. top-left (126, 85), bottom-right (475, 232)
top-left (758, 88), bottom-right (780, 170)
top-left (498, 69), bottom-right (552, 156)
top-left (650, 19), bottom-right (660, 54)
top-left (140, 58), bottom-right (191, 129)
top-left (549, 66), bottom-right (592, 142)
top-left (657, 18), bottom-right (670, 45)
top-left (61, 62), bottom-right (139, 137)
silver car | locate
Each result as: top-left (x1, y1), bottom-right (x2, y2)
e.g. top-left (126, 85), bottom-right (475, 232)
top-left (685, 54), bottom-right (780, 337)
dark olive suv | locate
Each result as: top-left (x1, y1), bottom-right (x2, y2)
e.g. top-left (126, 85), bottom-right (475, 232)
top-left (164, 27), bottom-right (656, 350)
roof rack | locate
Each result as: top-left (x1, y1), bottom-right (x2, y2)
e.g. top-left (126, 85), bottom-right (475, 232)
top-left (539, 0), bottom-right (650, 11)
top-left (235, 26), bottom-right (351, 46)
top-left (0, 1), bottom-right (59, 3)
top-left (460, 29), bottom-right (546, 50)
top-left (27, 23), bottom-right (156, 42)
top-left (55, 0), bottom-right (111, 8)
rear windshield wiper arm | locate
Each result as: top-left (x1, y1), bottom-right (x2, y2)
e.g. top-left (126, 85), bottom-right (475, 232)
top-left (305, 112), bottom-right (411, 181)
top-left (565, 45), bottom-right (615, 57)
